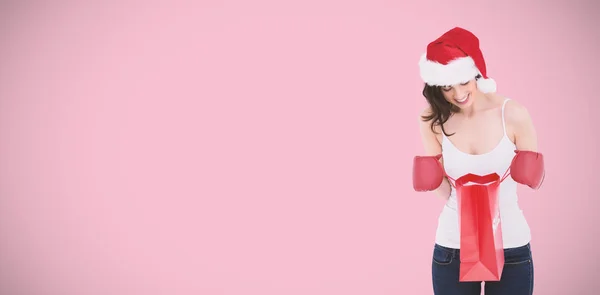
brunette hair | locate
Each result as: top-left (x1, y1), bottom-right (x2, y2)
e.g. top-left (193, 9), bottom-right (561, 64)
top-left (420, 74), bottom-right (481, 137)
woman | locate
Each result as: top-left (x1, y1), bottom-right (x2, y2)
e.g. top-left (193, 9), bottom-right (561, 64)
top-left (417, 27), bottom-right (538, 295)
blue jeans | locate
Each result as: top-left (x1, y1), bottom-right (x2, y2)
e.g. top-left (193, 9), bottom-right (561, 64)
top-left (431, 243), bottom-right (534, 295)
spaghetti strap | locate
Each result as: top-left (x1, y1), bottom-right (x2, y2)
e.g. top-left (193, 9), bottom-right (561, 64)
top-left (501, 98), bottom-right (510, 137)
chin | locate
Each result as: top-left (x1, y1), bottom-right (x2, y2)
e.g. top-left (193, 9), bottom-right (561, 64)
top-left (452, 92), bottom-right (473, 108)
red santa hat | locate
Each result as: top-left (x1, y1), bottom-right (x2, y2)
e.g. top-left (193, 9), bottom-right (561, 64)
top-left (418, 27), bottom-right (497, 93)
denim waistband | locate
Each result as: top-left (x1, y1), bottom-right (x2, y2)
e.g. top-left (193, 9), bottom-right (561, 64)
top-left (435, 242), bottom-right (530, 256)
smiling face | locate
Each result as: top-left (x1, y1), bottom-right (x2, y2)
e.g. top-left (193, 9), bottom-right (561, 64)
top-left (440, 78), bottom-right (479, 109)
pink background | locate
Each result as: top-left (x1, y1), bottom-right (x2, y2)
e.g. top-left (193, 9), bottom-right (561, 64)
top-left (0, 1), bottom-right (598, 294)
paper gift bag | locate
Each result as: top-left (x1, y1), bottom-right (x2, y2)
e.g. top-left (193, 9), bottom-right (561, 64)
top-left (455, 173), bottom-right (505, 282)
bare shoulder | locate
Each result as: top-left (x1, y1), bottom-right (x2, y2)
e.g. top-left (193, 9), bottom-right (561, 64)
top-left (503, 98), bottom-right (533, 126)
top-left (419, 106), bottom-right (432, 124)
top-left (418, 106), bottom-right (441, 134)
top-left (501, 97), bottom-right (538, 150)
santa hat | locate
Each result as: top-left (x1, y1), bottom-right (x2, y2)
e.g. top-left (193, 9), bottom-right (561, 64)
top-left (419, 27), bottom-right (497, 93)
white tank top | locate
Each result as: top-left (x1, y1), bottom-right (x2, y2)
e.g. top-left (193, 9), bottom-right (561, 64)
top-left (435, 98), bottom-right (531, 249)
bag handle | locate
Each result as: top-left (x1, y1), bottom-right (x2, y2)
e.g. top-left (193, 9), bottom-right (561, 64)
top-left (499, 150), bottom-right (524, 182)
top-left (430, 154), bottom-right (457, 188)
top-left (433, 154), bottom-right (514, 188)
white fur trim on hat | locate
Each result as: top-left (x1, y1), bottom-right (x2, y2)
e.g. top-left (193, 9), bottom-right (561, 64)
top-left (476, 77), bottom-right (496, 93)
top-left (419, 53), bottom-right (496, 93)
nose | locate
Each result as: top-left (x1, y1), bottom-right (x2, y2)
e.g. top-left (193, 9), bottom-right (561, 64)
top-left (453, 85), bottom-right (467, 99)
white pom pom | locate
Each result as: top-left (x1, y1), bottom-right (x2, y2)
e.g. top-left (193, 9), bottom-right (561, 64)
top-left (477, 78), bottom-right (497, 93)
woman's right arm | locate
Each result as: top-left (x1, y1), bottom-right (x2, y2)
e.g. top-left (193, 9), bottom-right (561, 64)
top-left (418, 108), bottom-right (452, 200)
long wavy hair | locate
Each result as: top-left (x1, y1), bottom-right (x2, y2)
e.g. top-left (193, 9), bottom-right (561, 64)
top-left (420, 74), bottom-right (481, 137)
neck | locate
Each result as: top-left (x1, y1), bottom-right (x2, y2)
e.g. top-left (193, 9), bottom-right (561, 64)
top-left (460, 92), bottom-right (488, 118)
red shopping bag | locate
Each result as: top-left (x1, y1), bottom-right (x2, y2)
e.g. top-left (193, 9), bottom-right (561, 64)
top-left (413, 151), bottom-right (544, 282)
top-left (454, 173), bottom-right (504, 282)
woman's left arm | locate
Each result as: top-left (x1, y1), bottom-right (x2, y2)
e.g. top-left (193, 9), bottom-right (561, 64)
top-left (507, 99), bottom-right (545, 189)
top-left (507, 100), bottom-right (538, 152)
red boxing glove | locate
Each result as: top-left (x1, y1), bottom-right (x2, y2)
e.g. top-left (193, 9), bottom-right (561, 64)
top-left (510, 150), bottom-right (545, 190)
top-left (413, 155), bottom-right (444, 192)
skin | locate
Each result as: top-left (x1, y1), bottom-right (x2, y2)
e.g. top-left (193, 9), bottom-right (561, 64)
top-left (419, 78), bottom-right (539, 200)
